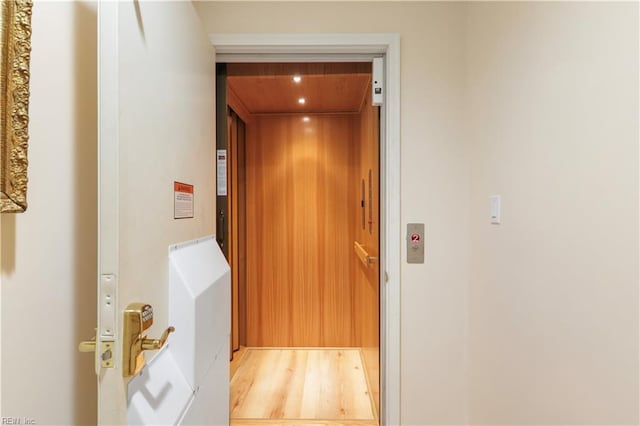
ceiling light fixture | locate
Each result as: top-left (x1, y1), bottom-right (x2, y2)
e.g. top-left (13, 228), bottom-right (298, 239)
top-left (298, 97), bottom-right (306, 105)
top-left (292, 75), bottom-right (302, 83)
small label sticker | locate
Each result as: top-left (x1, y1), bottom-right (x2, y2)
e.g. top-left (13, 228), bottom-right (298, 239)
top-left (174, 182), bottom-right (194, 219)
top-left (217, 150), bottom-right (227, 196)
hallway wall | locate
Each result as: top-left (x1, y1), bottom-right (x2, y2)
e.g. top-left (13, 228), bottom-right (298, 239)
top-left (465, 3), bottom-right (639, 424)
top-left (0, 2), bottom-right (633, 425)
top-left (1, 1), bottom-right (98, 424)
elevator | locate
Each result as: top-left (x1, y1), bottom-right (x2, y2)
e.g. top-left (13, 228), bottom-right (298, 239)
top-left (217, 62), bottom-right (380, 423)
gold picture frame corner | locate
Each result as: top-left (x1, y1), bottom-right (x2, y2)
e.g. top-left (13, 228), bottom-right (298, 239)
top-left (0, 0), bottom-right (32, 214)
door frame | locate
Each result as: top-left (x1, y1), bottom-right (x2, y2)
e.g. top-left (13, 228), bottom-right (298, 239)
top-left (210, 33), bottom-right (401, 426)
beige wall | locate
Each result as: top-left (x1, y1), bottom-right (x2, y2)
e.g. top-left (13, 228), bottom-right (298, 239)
top-left (0, 2), bottom-right (635, 425)
top-left (465, 2), bottom-right (639, 424)
top-left (1, 1), bottom-right (98, 424)
top-left (194, 2), bottom-right (470, 425)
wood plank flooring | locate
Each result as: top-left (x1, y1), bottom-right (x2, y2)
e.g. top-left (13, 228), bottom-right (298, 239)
top-left (359, 348), bottom-right (379, 417)
top-left (231, 346), bottom-right (249, 378)
top-left (231, 422), bottom-right (378, 426)
top-left (230, 348), bottom-right (377, 425)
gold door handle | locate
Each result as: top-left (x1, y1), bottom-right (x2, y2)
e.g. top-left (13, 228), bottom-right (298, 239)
top-left (79, 328), bottom-right (98, 352)
top-left (123, 303), bottom-right (175, 377)
top-left (78, 336), bottom-right (96, 352)
top-left (141, 326), bottom-right (175, 350)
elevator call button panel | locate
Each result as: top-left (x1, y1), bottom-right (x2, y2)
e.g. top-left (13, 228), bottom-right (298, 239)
top-left (407, 223), bottom-right (425, 264)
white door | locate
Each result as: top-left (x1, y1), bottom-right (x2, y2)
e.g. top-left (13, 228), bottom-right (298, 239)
top-left (97, 2), bottom-right (223, 424)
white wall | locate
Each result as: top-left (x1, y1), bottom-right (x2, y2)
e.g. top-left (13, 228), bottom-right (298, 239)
top-left (1, 1), bottom-right (98, 424)
top-left (194, 3), bottom-right (470, 425)
top-left (465, 2), bottom-right (639, 425)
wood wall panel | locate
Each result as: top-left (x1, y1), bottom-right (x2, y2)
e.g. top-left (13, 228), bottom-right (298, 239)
top-left (229, 109), bottom-right (248, 350)
top-left (246, 114), bottom-right (359, 346)
top-left (237, 120), bottom-right (247, 345)
top-left (228, 87), bottom-right (253, 124)
top-left (353, 87), bottom-right (380, 349)
top-left (229, 112), bottom-right (239, 352)
top-left (353, 86), bottom-right (380, 417)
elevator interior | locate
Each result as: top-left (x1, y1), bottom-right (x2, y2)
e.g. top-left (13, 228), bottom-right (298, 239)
top-left (217, 62), bottom-right (381, 421)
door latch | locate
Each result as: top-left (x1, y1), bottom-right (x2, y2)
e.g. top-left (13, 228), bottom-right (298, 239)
top-left (78, 330), bottom-right (114, 369)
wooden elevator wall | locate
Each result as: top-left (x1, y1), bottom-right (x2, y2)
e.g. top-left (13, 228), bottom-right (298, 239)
top-left (354, 89), bottom-right (380, 350)
top-left (245, 114), bottom-right (354, 346)
top-left (354, 88), bottom-right (381, 413)
top-left (244, 94), bottom-right (379, 348)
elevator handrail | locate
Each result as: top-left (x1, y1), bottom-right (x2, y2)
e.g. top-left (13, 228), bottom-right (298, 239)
top-left (354, 241), bottom-right (377, 266)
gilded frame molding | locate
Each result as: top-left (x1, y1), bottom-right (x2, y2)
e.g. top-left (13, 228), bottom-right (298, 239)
top-left (0, 0), bottom-right (32, 213)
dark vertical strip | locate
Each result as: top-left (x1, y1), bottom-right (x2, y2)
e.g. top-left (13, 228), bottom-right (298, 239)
top-left (361, 179), bottom-right (366, 230)
top-left (216, 63), bottom-right (229, 258)
top-left (368, 168), bottom-right (373, 235)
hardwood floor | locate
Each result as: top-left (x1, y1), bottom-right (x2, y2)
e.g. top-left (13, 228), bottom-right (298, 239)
top-left (231, 345), bottom-right (249, 378)
top-left (359, 348), bottom-right (379, 417)
top-left (231, 422), bottom-right (378, 426)
top-left (230, 348), bottom-right (378, 426)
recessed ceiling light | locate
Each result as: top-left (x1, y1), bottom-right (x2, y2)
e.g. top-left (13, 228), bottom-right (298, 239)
top-left (302, 116), bottom-right (310, 122)
top-left (293, 75), bottom-right (302, 83)
top-left (298, 97), bottom-right (306, 105)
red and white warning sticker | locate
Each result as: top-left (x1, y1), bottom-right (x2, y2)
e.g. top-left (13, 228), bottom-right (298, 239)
top-left (174, 181), bottom-right (194, 219)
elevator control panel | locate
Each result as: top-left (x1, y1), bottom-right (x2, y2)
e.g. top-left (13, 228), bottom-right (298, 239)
top-left (407, 223), bottom-right (425, 264)
top-left (372, 57), bottom-right (384, 106)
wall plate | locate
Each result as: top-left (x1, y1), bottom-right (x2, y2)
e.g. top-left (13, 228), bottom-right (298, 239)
top-left (407, 223), bottom-right (424, 264)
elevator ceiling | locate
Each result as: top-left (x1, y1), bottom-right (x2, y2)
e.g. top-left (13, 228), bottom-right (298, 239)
top-left (227, 62), bottom-right (372, 114)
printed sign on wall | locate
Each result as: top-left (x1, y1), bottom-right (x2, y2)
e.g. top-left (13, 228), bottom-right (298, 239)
top-left (174, 181), bottom-right (194, 219)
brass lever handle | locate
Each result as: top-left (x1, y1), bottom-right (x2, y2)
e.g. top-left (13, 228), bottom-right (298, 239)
top-left (122, 303), bottom-right (175, 377)
top-left (141, 326), bottom-right (175, 351)
top-left (78, 336), bottom-right (96, 352)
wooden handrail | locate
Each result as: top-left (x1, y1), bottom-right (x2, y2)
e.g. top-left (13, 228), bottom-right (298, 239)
top-left (354, 241), bottom-right (377, 266)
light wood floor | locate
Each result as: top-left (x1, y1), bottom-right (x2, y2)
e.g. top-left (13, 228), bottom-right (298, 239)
top-left (230, 348), bottom-right (378, 426)
top-left (231, 422), bottom-right (377, 426)
top-left (231, 345), bottom-right (249, 378)
top-left (231, 422), bottom-right (378, 426)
